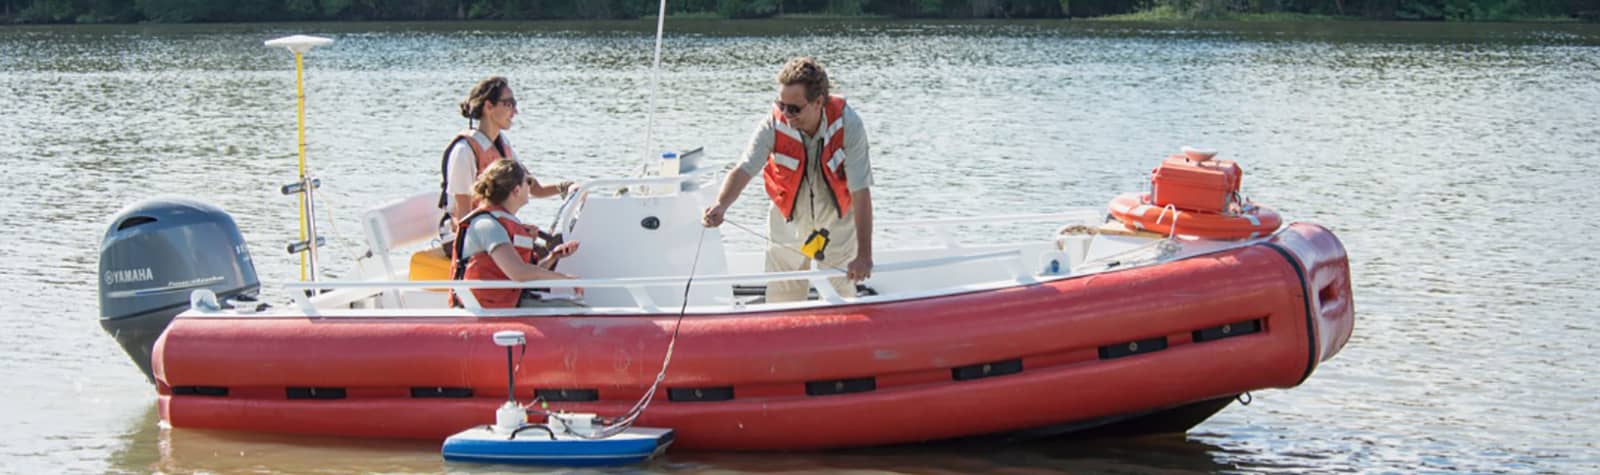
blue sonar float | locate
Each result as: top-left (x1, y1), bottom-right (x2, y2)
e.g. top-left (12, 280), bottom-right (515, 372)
top-left (442, 425), bottom-right (675, 466)
top-left (441, 331), bottom-right (675, 466)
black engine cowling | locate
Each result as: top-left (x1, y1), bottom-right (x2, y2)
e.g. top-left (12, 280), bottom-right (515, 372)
top-left (99, 198), bottom-right (259, 382)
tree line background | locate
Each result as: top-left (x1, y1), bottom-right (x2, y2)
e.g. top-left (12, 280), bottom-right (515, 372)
top-left (3, 0), bottom-right (1594, 24)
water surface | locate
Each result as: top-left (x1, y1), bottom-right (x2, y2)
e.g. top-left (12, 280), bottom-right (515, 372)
top-left (1, 19), bottom-right (1597, 474)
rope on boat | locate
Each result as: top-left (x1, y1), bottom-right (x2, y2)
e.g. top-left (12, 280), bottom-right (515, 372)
top-left (524, 0), bottom-right (683, 438)
top-left (310, 192), bottom-right (375, 280)
top-left (1055, 224), bottom-right (1101, 235)
top-left (597, 0), bottom-right (678, 436)
top-left (1069, 234), bottom-right (1182, 274)
top-left (552, 225), bottom-right (706, 440)
top-left (1155, 204), bottom-right (1181, 240)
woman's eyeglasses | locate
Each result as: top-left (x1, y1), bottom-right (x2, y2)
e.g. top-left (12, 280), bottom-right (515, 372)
top-left (495, 97), bottom-right (518, 109)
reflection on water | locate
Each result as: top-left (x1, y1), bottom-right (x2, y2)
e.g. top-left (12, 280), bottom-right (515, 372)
top-left (108, 402), bottom-right (1236, 474)
top-left (3, 19), bottom-right (1599, 474)
top-left (102, 405), bottom-right (439, 474)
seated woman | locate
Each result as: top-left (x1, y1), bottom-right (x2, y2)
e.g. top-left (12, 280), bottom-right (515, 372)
top-left (449, 159), bottom-right (581, 309)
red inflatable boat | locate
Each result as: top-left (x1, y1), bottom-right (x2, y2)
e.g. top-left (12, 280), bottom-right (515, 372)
top-left (152, 216), bottom-right (1353, 450)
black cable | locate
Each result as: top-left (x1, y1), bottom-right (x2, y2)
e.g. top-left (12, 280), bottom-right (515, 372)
top-left (592, 225), bottom-right (706, 437)
top-left (508, 424), bottom-right (557, 441)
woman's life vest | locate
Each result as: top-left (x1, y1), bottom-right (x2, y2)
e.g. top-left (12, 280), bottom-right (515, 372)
top-left (448, 206), bottom-right (543, 309)
top-left (763, 95), bottom-right (852, 221)
top-left (436, 129), bottom-right (510, 209)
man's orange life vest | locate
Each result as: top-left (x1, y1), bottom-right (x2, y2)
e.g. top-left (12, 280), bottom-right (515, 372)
top-left (763, 95), bottom-right (851, 221)
top-left (449, 206), bottom-right (541, 309)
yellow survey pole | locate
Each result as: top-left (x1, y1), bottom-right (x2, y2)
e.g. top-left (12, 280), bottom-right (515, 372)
top-left (265, 35), bottom-right (333, 282)
top-left (294, 50), bottom-right (309, 280)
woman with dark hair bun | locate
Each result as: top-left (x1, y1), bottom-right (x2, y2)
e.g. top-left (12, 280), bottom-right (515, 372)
top-left (448, 159), bottom-right (581, 309)
top-left (438, 76), bottom-right (575, 224)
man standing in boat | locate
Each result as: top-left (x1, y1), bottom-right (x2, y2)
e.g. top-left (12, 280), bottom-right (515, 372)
top-left (702, 57), bottom-right (874, 302)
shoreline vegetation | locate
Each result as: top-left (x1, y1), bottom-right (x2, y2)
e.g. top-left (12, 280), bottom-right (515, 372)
top-left (2, 0), bottom-right (1595, 25)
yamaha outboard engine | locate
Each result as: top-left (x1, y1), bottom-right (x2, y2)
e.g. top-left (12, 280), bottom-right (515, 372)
top-left (99, 198), bottom-right (259, 383)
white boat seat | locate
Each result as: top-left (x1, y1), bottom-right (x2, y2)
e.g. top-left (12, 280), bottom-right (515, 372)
top-left (361, 192), bottom-right (447, 307)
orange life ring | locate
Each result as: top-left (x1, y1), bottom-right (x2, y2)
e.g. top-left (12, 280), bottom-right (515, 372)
top-left (1108, 193), bottom-right (1282, 240)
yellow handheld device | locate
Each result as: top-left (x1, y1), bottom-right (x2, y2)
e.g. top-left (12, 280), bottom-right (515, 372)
top-left (801, 229), bottom-right (831, 261)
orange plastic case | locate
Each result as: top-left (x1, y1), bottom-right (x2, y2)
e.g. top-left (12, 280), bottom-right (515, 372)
top-left (1150, 154), bottom-right (1241, 213)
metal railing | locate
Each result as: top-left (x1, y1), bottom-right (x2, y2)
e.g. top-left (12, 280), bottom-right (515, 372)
top-left (552, 161), bottom-right (722, 235)
top-left (281, 248), bottom-right (1026, 312)
top-left (874, 210), bottom-right (1103, 248)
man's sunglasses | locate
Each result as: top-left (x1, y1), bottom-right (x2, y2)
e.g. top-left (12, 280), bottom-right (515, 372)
top-left (774, 100), bottom-right (807, 116)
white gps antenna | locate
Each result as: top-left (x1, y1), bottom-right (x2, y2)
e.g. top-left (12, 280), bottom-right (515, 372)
top-left (491, 330), bottom-right (529, 432)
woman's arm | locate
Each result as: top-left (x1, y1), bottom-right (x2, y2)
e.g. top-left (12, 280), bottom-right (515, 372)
top-left (450, 196), bottom-right (472, 222)
top-left (536, 241), bottom-right (581, 269)
top-left (487, 245), bottom-right (573, 282)
top-left (527, 176), bottom-right (575, 199)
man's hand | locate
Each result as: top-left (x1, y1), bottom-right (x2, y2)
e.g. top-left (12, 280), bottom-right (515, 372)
top-left (702, 203), bottom-right (728, 227)
top-left (559, 180), bottom-right (577, 199)
top-left (847, 254), bottom-right (873, 282)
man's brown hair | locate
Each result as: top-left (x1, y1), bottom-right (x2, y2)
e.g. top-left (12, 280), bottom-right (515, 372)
top-left (776, 57), bottom-right (830, 102)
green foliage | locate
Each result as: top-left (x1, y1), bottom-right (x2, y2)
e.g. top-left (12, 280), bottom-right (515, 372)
top-left (828, 0), bottom-right (863, 15)
top-left (321, 0), bottom-right (354, 17)
top-left (1131, 0), bottom-right (1586, 20)
top-left (0, 0), bottom-right (1585, 23)
top-left (719, 0), bottom-right (778, 18)
top-left (283, 0), bottom-right (316, 19)
top-left (467, 0), bottom-right (494, 18)
top-left (1062, 0), bottom-right (1142, 17)
top-left (18, 0), bottom-right (75, 22)
top-left (133, 0), bottom-right (204, 22)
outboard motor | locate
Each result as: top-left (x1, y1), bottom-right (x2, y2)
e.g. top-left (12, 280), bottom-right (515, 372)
top-left (99, 198), bottom-right (259, 383)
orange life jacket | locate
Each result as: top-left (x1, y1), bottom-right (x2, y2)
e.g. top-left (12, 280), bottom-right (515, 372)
top-left (449, 206), bottom-right (542, 309)
top-left (763, 95), bottom-right (852, 221)
top-left (436, 129), bottom-right (511, 209)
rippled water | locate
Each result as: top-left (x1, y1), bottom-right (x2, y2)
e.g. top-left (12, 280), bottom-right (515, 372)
top-left (2, 19), bottom-right (1597, 474)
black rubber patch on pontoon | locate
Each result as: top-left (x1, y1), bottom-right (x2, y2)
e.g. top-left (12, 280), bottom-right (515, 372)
top-left (535, 388), bottom-right (599, 402)
top-left (805, 377), bottom-right (876, 396)
top-left (1193, 319), bottom-right (1263, 343)
top-left (1099, 337), bottom-right (1168, 360)
top-left (952, 359), bottom-right (1024, 381)
top-left (668, 387), bottom-right (733, 402)
top-left (1261, 242), bottom-right (1319, 386)
top-left (410, 387), bottom-right (473, 398)
top-left (171, 386), bottom-right (228, 397)
top-left (286, 387), bottom-right (346, 400)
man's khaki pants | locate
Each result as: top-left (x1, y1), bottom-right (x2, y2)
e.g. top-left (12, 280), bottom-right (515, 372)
top-left (764, 205), bottom-right (857, 303)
